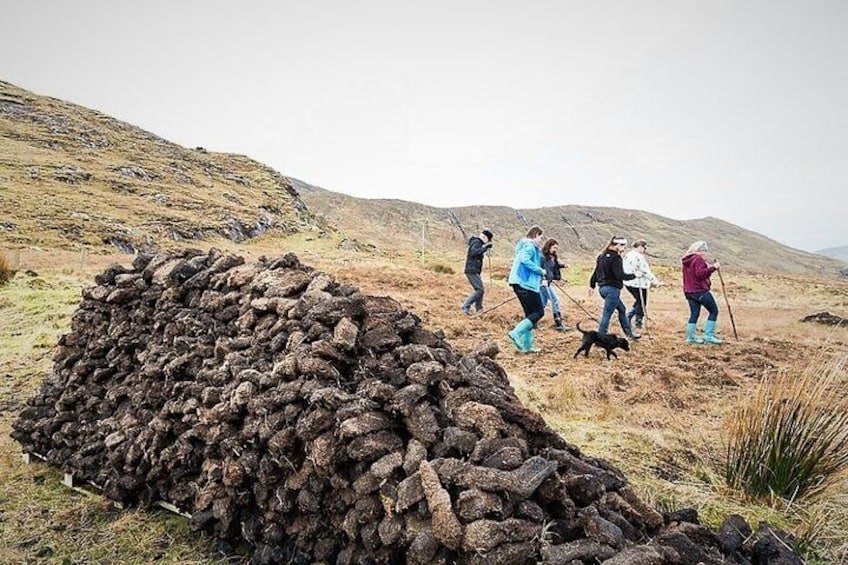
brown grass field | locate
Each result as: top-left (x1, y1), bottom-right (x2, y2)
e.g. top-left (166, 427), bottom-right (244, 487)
top-left (1, 236), bottom-right (847, 564)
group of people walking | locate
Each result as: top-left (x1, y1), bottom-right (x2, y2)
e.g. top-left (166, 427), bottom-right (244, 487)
top-left (461, 226), bottom-right (724, 354)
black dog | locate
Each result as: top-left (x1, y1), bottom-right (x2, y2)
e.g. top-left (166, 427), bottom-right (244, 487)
top-left (573, 321), bottom-right (630, 360)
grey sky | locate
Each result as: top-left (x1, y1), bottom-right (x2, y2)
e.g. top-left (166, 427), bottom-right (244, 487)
top-left (2, 1), bottom-right (846, 252)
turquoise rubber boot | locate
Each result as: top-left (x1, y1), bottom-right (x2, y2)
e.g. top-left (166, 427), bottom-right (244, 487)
top-left (703, 320), bottom-right (723, 344)
top-left (524, 329), bottom-right (541, 353)
top-left (508, 319), bottom-right (533, 352)
top-left (685, 323), bottom-right (704, 344)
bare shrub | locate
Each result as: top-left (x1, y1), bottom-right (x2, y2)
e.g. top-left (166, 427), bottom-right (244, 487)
top-left (724, 352), bottom-right (848, 501)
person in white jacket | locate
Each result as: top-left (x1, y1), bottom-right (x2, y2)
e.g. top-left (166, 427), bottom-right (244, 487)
top-left (623, 239), bottom-right (662, 329)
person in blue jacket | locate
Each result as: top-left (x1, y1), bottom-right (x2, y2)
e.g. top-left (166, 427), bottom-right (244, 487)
top-left (460, 229), bottom-right (493, 315)
top-left (507, 225), bottom-right (546, 353)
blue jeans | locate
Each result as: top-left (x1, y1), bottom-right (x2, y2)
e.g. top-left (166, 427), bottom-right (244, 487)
top-left (685, 291), bottom-right (719, 323)
top-left (599, 285), bottom-right (633, 335)
top-left (462, 273), bottom-right (484, 311)
top-left (540, 285), bottom-right (561, 316)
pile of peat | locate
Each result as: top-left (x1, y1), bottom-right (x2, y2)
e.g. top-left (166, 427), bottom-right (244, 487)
top-left (13, 249), bottom-right (800, 564)
top-left (801, 311), bottom-right (846, 326)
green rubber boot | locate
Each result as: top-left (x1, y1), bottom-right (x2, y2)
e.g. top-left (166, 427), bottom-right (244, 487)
top-left (703, 320), bottom-right (723, 344)
top-left (685, 323), bottom-right (704, 344)
top-left (524, 329), bottom-right (541, 353)
top-left (508, 319), bottom-right (533, 352)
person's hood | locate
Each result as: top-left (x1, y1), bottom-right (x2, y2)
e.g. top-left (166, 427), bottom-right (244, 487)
top-left (514, 238), bottom-right (538, 253)
top-left (681, 253), bottom-right (702, 268)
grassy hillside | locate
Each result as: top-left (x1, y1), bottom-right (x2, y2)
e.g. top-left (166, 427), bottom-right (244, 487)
top-left (0, 81), bottom-right (323, 253)
top-left (299, 186), bottom-right (845, 276)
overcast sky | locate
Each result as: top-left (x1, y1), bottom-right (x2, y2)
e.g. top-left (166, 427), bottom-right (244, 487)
top-left (2, 1), bottom-right (846, 252)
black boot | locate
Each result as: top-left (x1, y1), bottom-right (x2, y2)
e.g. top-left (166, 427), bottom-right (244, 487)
top-left (554, 313), bottom-right (564, 331)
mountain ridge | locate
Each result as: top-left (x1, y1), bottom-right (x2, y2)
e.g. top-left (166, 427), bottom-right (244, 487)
top-left (298, 184), bottom-right (844, 275)
top-left (1, 80), bottom-right (843, 277)
top-left (817, 245), bottom-right (848, 263)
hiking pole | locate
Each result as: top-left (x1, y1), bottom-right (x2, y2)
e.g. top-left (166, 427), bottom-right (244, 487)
top-left (487, 253), bottom-right (493, 287)
top-left (640, 287), bottom-right (653, 343)
top-left (472, 295), bottom-right (517, 318)
top-left (551, 281), bottom-right (599, 323)
top-left (716, 268), bottom-right (739, 340)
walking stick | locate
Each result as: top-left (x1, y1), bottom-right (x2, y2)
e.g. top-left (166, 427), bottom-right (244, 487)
top-left (551, 281), bottom-right (599, 323)
top-left (472, 295), bottom-right (518, 317)
top-left (487, 253), bottom-right (493, 287)
top-left (640, 287), bottom-right (653, 343)
top-left (716, 268), bottom-right (739, 340)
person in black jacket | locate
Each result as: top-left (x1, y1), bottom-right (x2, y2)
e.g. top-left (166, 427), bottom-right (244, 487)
top-left (540, 238), bottom-right (569, 331)
top-left (461, 229), bottom-right (493, 315)
top-left (589, 236), bottom-right (640, 338)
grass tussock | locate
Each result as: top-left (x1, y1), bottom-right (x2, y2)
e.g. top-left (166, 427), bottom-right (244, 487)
top-left (0, 253), bottom-right (14, 286)
top-left (428, 263), bottom-right (455, 274)
top-left (724, 351), bottom-right (848, 502)
top-left (545, 378), bottom-right (581, 412)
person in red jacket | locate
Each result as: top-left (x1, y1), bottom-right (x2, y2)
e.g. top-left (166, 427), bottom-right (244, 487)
top-left (681, 240), bottom-right (722, 344)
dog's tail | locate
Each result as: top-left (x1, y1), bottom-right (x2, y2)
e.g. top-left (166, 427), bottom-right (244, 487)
top-left (576, 320), bottom-right (588, 334)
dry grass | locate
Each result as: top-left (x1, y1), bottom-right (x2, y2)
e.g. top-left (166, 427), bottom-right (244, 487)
top-left (0, 252), bottom-right (13, 286)
top-left (792, 481), bottom-right (848, 562)
top-left (1, 237), bottom-right (847, 562)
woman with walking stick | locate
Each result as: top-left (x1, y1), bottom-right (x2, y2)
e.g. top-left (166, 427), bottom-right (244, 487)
top-left (681, 240), bottom-right (722, 344)
top-left (460, 229), bottom-right (494, 315)
top-left (623, 239), bottom-right (662, 330)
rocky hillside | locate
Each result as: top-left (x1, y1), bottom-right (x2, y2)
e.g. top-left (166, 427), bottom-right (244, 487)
top-left (299, 186), bottom-right (844, 276)
top-left (0, 81), bottom-right (322, 253)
